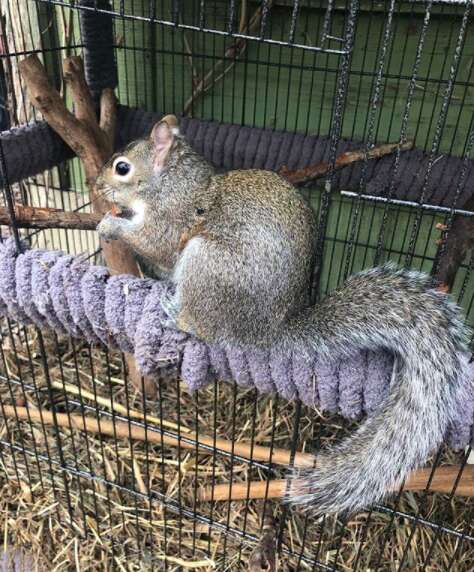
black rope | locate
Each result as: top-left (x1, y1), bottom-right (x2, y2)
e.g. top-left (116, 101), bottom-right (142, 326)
top-left (78, 0), bottom-right (118, 95)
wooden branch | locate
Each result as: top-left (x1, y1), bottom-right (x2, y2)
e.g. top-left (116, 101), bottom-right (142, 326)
top-left (18, 54), bottom-right (100, 174)
top-left (19, 53), bottom-right (143, 391)
top-left (183, 1), bottom-right (272, 116)
top-left (180, 17), bottom-right (199, 85)
top-left (279, 140), bottom-right (414, 185)
top-left (1, 405), bottom-right (316, 467)
top-left (0, 205), bottom-right (101, 230)
top-left (0, 140), bottom-right (414, 235)
top-left (199, 465), bottom-right (474, 502)
top-left (125, 353), bottom-right (157, 399)
top-left (99, 87), bottom-right (116, 153)
top-left (18, 55), bottom-right (136, 248)
top-left (62, 56), bottom-right (104, 150)
top-left (249, 510), bottom-right (277, 572)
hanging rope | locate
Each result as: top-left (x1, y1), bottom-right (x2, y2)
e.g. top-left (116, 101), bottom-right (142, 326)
top-left (0, 238), bottom-right (472, 448)
top-left (78, 0), bottom-right (118, 95)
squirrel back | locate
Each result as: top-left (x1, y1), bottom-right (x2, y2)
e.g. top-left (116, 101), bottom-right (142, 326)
top-left (96, 115), bottom-right (470, 515)
top-left (177, 169), bottom-right (317, 345)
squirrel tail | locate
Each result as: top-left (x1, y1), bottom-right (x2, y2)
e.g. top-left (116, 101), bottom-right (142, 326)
top-left (285, 264), bottom-right (470, 515)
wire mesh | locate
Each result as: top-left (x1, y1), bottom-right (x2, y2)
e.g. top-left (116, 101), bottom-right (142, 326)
top-left (0, 0), bottom-right (473, 570)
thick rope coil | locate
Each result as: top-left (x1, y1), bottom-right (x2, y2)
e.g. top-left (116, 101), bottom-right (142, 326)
top-left (0, 238), bottom-right (473, 448)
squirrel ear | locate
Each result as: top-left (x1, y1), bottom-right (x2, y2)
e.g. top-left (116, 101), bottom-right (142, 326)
top-left (150, 118), bottom-right (178, 170)
top-left (160, 114), bottom-right (179, 129)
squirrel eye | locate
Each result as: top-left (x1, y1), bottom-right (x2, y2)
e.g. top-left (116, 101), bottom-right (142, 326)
top-left (112, 156), bottom-right (134, 179)
top-left (115, 161), bottom-right (131, 177)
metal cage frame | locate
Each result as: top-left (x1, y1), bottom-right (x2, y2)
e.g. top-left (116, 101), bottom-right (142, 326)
top-left (0, 0), bottom-right (473, 570)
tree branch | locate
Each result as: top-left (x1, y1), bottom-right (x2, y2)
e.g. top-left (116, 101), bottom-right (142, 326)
top-left (99, 87), bottom-right (116, 153)
top-left (18, 54), bottom-right (100, 174)
top-left (62, 55), bottom-right (105, 149)
top-left (1, 139), bottom-right (415, 235)
top-left (280, 140), bottom-right (414, 185)
top-left (183, 1), bottom-right (270, 116)
top-left (0, 205), bottom-right (101, 230)
top-left (434, 196), bottom-right (474, 291)
top-left (19, 53), bottom-right (139, 274)
top-left (19, 53), bottom-right (143, 391)
top-left (249, 509), bottom-right (277, 572)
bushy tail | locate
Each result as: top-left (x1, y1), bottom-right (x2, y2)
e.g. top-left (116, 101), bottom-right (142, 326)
top-left (285, 264), bottom-right (470, 515)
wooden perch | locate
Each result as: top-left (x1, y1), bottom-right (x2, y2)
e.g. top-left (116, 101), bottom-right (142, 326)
top-left (280, 140), bottom-right (414, 185)
top-left (1, 404), bottom-right (316, 468)
top-left (198, 465), bottom-right (474, 502)
top-left (0, 205), bottom-right (101, 230)
top-left (18, 54), bottom-right (150, 394)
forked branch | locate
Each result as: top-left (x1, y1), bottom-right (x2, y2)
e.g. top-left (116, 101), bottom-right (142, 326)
top-left (18, 53), bottom-right (143, 390)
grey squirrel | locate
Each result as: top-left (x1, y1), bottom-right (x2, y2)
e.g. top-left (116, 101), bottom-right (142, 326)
top-left (96, 114), bottom-right (469, 515)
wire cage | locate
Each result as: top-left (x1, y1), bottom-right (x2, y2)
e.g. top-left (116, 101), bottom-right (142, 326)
top-left (0, 0), bottom-right (473, 570)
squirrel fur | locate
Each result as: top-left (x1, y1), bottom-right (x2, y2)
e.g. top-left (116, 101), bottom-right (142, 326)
top-left (96, 115), bottom-right (470, 515)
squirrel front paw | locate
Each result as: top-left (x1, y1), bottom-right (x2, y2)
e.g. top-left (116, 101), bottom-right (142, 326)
top-left (97, 212), bottom-right (124, 241)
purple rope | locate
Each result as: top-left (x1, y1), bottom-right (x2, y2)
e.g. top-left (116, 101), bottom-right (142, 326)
top-left (0, 238), bottom-right (473, 448)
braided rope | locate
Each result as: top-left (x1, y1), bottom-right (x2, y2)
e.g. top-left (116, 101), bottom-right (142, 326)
top-left (0, 238), bottom-right (472, 448)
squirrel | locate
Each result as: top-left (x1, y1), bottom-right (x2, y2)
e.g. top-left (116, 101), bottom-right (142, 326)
top-left (96, 114), bottom-right (470, 515)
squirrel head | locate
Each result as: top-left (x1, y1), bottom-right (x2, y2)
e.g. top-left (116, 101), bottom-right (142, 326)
top-left (96, 114), bottom-right (214, 227)
top-left (96, 114), bottom-right (215, 272)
